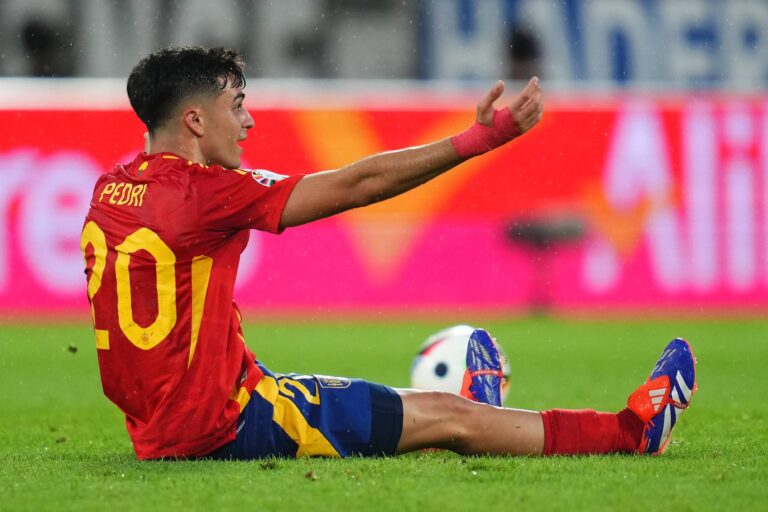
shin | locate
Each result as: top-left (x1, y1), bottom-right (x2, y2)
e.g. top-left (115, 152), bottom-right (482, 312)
top-left (396, 390), bottom-right (544, 456)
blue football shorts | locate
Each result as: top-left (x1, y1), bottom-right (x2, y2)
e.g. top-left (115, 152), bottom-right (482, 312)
top-left (206, 364), bottom-right (403, 459)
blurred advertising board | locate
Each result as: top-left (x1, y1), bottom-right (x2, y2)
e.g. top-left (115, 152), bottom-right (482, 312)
top-left (421, 0), bottom-right (768, 88)
top-left (1, 92), bottom-right (766, 315)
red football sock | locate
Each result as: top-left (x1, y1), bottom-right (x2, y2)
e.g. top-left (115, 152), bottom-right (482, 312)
top-left (540, 408), bottom-right (644, 456)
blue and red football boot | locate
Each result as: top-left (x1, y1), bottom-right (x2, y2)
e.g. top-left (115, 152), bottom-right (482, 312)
top-left (460, 329), bottom-right (505, 407)
top-left (627, 337), bottom-right (698, 455)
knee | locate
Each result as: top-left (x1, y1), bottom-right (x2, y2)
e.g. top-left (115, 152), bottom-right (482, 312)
top-left (418, 391), bottom-right (478, 447)
top-left (436, 391), bottom-right (476, 416)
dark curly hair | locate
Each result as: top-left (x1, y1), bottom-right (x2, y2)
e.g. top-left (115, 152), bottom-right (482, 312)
top-left (127, 46), bottom-right (246, 133)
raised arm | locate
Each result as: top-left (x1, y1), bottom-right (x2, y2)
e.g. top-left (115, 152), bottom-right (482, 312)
top-left (279, 77), bottom-right (543, 229)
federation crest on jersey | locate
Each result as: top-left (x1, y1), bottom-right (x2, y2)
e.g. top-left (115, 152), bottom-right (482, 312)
top-left (317, 376), bottom-right (352, 389)
top-left (251, 169), bottom-right (288, 187)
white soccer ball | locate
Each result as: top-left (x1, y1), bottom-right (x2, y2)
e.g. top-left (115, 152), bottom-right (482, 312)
top-left (410, 325), bottom-right (511, 401)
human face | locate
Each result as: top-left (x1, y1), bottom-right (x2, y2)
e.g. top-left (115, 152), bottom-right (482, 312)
top-left (198, 82), bottom-right (254, 169)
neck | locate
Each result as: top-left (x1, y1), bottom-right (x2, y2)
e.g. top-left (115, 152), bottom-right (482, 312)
top-left (147, 130), bottom-right (205, 164)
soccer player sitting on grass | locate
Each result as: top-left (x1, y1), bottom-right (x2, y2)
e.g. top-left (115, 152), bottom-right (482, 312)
top-left (80, 47), bottom-right (696, 460)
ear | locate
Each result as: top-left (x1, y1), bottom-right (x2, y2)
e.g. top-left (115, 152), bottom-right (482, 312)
top-left (182, 106), bottom-right (205, 137)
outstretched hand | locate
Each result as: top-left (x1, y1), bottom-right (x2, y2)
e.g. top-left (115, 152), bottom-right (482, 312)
top-left (451, 77), bottom-right (543, 159)
top-left (477, 77), bottom-right (543, 134)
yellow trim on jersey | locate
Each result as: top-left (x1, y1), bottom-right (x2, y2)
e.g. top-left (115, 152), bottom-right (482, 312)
top-left (232, 169), bottom-right (248, 175)
top-left (231, 384), bottom-right (252, 413)
top-left (162, 155), bottom-right (179, 159)
top-left (255, 375), bottom-right (339, 458)
top-left (188, 255), bottom-right (213, 367)
top-left (256, 374), bottom-right (279, 402)
top-left (95, 329), bottom-right (109, 350)
top-left (138, 161), bottom-right (149, 172)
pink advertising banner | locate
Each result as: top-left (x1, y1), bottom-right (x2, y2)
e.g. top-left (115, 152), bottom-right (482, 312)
top-left (1, 94), bottom-right (767, 315)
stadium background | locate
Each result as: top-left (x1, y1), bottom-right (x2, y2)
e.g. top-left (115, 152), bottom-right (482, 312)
top-left (1, 1), bottom-right (767, 511)
top-left (2, 0), bottom-right (767, 316)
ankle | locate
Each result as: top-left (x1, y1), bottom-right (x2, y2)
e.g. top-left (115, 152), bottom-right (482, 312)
top-left (617, 408), bottom-right (644, 450)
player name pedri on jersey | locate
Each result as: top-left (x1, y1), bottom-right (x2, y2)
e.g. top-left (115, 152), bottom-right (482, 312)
top-left (96, 168), bottom-right (288, 209)
top-left (98, 182), bottom-right (148, 207)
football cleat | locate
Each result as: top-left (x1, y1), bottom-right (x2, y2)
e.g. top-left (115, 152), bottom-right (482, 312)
top-left (627, 337), bottom-right (697, 455)
top-left (460, 329), bottom-right (505, 407)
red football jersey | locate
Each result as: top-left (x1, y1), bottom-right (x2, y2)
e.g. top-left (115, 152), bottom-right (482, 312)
top-left (80, 152), bottom-right (302, 459)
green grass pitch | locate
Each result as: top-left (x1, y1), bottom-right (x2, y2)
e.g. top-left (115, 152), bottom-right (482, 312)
top-left (1, 317), bottom-right (766, 511)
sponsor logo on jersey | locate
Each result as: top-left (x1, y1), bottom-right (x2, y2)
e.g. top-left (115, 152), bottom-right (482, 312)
top-left (251, 169), bottom-right (288, 187)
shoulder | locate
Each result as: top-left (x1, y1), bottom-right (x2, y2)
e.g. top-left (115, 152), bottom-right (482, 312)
top-left (246, 169), bottom-right (292, 188)
top-left (190, 164), bottom-right (292, 188)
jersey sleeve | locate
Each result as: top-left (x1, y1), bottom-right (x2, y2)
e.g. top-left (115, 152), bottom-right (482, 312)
top-left (194, 166), bottom-right (304, 233)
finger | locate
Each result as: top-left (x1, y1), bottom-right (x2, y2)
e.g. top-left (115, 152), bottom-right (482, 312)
top-left (477, 80), bottom-right (505, 115)
top-left (526, 99), bottom-right (544, 123)
top-left (510, 77), bottom-right (540, 110)
top-left (522, 103), bottom-right (544, 132)
top-left (518, 89), bottom-right (542, 115)
top-left (522, 84), bottom-right (543, 109)
top-left (515, 98), bottom-right (543, 131)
